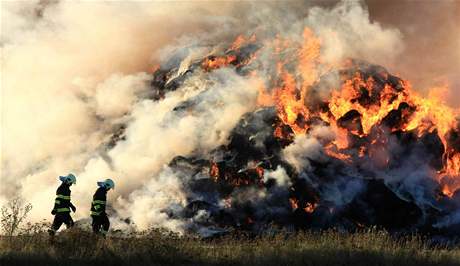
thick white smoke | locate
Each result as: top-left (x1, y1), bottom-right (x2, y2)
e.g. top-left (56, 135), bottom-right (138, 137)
top-left (282, 135), bottom-right (328, 172)
top-left (1, 0), bottom-right (410, 233)
top-left (305, 1), bottom-right (403, 66)
top-left (1, 0), bottom-right (244, 231)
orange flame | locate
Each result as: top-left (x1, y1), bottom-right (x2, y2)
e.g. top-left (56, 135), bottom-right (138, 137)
top-left (201, 27), bottom-right (460, 199)
top-left (254, 27), bottom-right (460, 196)
top-left (289, 197), bottom-right (299, 210)
top-left (202, 55), bottom-right (237, 71)
top-left (210, 162), bottom-right (219, 181)
top-left (304, 202), bottom-right (317, 213)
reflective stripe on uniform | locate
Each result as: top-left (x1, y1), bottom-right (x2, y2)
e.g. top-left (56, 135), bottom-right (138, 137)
top-left (92, 200), bottom-right (106, 204)
top-left (56, 207), bottom-right (70, 212)
top-left (56, 194), bottom-right (71, 200)
top-left (55, 200), bottom-right (60, 204)
top-left (91, 211), bottom-right (101, 216)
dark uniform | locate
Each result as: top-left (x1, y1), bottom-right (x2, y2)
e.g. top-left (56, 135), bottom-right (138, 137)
top-left (90, 187), bottom-right (110, 235)
top-left (50, 183), bottom-right (75, 234)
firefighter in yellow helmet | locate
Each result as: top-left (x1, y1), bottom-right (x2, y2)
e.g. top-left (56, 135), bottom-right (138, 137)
top-left (48, 173), bottom-right (77, 236)
top-left (90, 178), bottom-right (115, 237)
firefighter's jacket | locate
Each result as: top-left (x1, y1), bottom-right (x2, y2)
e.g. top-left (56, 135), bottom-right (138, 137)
top-left (53, 183), bottom-right (75, 213)
top-left (91, 187), bottom-right (107, 216)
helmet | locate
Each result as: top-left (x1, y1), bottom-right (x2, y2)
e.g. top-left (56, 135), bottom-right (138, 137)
top-left (59, 173), bottom-right (77, 185)
top-left (97, 178), bottom-right (115, 190)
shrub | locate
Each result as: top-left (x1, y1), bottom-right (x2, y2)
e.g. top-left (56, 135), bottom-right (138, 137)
top-left (0, 197), bottom-right (33, 237)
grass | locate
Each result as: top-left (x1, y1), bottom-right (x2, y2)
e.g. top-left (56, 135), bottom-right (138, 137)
top-left (1, 227), bottom-right (459, 266)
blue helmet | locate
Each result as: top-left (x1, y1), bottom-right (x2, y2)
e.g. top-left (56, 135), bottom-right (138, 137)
top-left (97, 178), bottom-right (115, 190)
top-left (59, 173), bottom-right (77, 184)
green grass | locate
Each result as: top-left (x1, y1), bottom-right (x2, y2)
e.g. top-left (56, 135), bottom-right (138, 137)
top-left (1, 228), bottom-right (459, 266)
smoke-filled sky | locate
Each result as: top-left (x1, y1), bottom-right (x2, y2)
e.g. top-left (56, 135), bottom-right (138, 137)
top-left (1, 0), bottom-right (459, 232)
top-left (366, 0), bottom-right (460, 106)
top-left (314, 0), bottom-right (460, 105)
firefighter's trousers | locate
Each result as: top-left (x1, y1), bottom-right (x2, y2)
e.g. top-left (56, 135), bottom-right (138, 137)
top-left (92, 214), bottom-right (110, 235)
top-left (50, 212), bottom-right (74, 234)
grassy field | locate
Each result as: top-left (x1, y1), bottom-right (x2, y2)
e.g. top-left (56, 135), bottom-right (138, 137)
top-left (1, 228), bottom-right (459, 266)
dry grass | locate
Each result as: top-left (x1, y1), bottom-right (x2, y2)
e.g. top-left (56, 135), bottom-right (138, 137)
top-left (1, 227), bottom-right (459, 266)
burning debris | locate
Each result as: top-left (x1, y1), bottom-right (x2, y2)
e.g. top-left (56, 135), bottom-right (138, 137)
top-left (120, 28), bottom-right (460, 237)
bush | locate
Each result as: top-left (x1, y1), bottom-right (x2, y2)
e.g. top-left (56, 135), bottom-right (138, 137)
top-left (0, 198), bottom-right (32, 237)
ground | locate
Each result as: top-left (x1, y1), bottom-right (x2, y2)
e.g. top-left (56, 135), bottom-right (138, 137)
top-left (1, 228), bottom-right (459, 266)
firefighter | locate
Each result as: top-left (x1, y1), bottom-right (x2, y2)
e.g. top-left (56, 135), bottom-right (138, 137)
top-left (48, 173), bottom-right (77, 236)
top-left (90, 178), bottom-right (115, 237)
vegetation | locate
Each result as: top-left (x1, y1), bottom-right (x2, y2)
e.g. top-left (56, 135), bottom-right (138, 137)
top-left (0, 226), bottom-right (459, 266)
top-left (1, 199), bottom-right (459, 266)
top-left (0, 197), bottom-right (32, 238)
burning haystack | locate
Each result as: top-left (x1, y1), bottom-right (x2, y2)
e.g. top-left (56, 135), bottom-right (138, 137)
top-left (106, 29), bottom-right (460, 237)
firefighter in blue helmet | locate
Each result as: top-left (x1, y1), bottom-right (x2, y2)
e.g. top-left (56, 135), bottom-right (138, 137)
top-left (90, 178), bottom-right (115, 237)
top-left (48, 173), bottom-right (77, 236)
